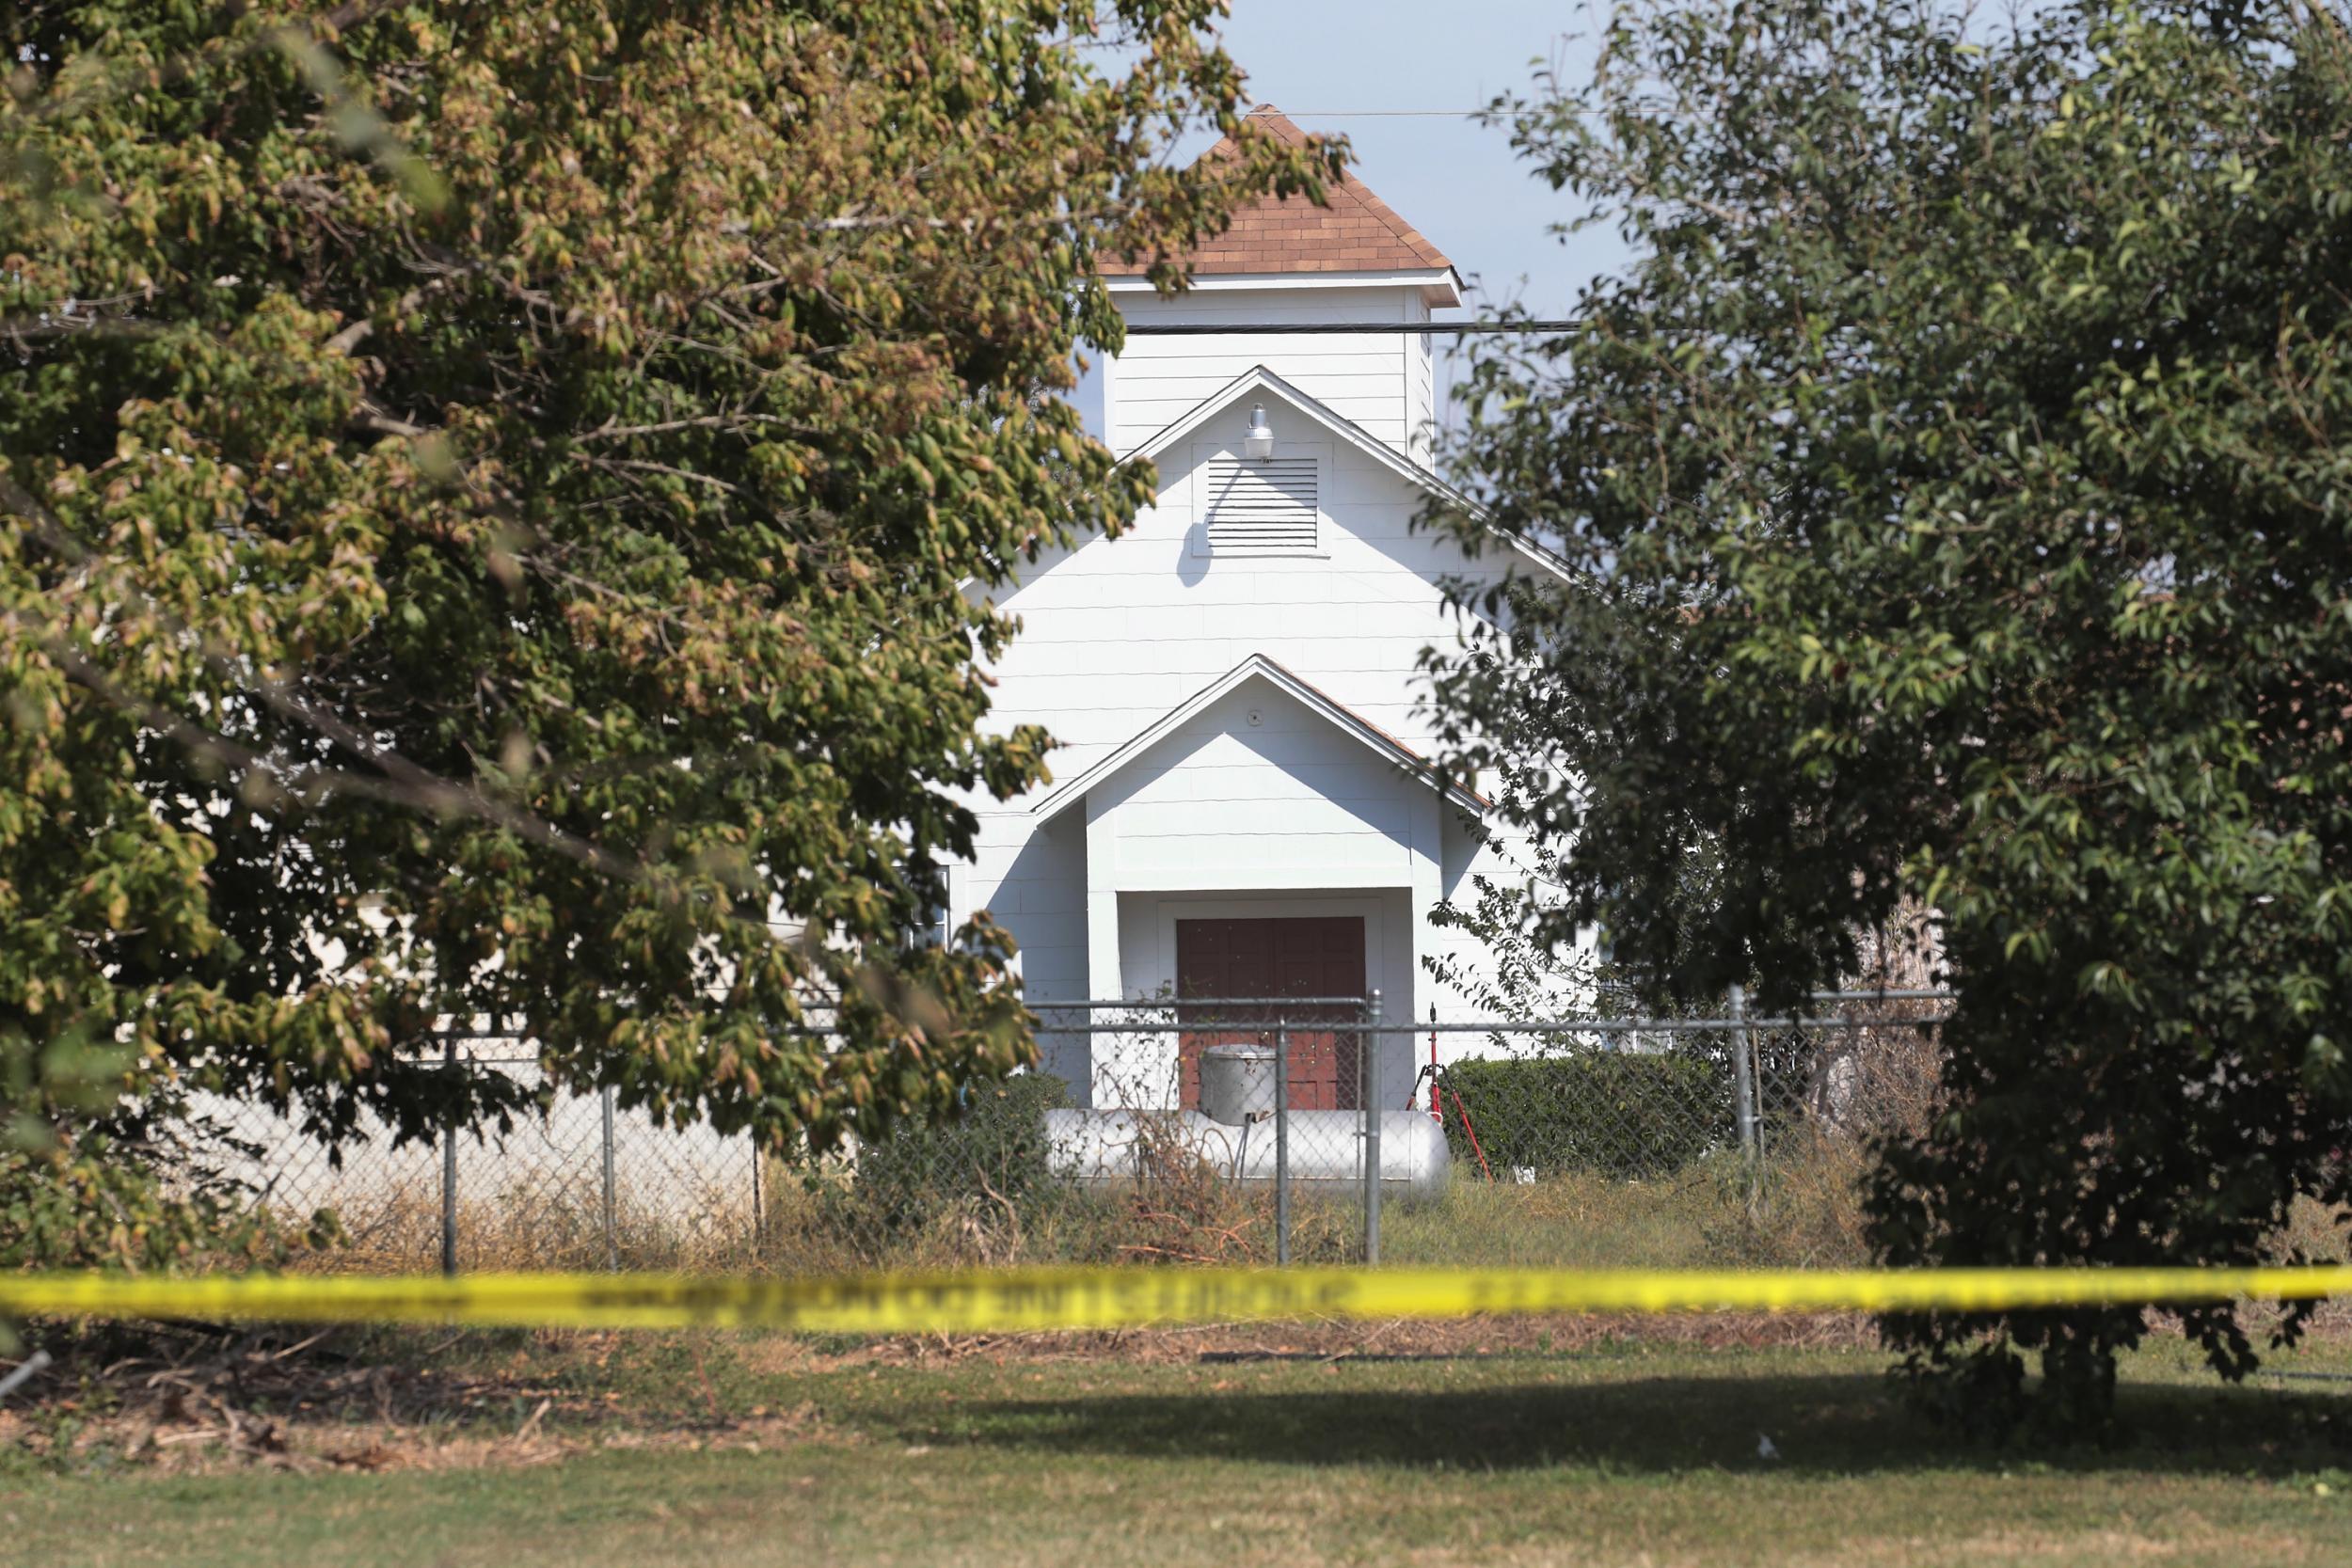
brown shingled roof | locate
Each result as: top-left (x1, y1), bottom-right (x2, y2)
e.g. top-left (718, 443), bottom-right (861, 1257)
top-left (1102, 105), bottom-right (1456, 282)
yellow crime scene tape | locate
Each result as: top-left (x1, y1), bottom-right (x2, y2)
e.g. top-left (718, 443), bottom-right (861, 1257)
top-left (5, 1264), bottom-right (2352, 1336)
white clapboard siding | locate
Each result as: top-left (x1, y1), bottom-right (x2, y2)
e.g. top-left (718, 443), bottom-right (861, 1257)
top-left (1408, 336), bottom-right (1438, 461)
top-left (969, 411), bottom-right (1511, 760)
top-left (1106, 284), bottom-right (1432, 458)
top-left (961, 422), bottom-right (1524, 879)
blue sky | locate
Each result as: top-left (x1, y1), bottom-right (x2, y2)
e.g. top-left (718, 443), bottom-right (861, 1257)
top-left (1075, 0), bottom-right (1636, 436)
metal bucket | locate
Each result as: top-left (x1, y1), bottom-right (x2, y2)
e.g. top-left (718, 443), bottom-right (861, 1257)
top-left (1197, 1041), bottom-right (1278, 1126)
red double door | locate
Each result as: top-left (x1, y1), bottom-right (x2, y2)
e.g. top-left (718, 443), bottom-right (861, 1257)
top-left (1174, 916), bottom-right (1364, 1111)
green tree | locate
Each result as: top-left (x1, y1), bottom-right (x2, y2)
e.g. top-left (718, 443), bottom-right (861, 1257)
top-left (1423, 692), bottom-right (1774, 1021)
top-left (1425, 0), bottom-right (2352, 1426)
top-left (0, 1), bottom-right (1336, 1267)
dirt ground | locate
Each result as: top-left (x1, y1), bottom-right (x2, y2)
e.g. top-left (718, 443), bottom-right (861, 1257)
top-left (8, 1303), bottom-right (2343, 1480)
top-left (13, 1319), bottom-right (2352, 1568)
top-left (0, 1311), bottom-right (1880, 1476)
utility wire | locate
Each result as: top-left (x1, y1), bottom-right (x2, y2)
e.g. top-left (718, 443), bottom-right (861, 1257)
top-left (1124, 320), bottom-right (1582, 336)
top-left (1269, 109), bottom-right (1614, 119)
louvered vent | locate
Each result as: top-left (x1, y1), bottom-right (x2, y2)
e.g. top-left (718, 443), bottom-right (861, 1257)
top-left (1201, 456), bottom-right (1319, 552)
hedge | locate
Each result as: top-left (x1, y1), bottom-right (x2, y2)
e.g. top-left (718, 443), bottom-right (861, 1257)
top-left (840, 1073), bottom-right (1073, 1236)
top-left (1435, 1051), bottom-right (1733, 1179)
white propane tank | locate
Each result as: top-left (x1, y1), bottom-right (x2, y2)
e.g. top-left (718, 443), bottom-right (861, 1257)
top-left (1041, 1109), bottom-right (1451, 1200)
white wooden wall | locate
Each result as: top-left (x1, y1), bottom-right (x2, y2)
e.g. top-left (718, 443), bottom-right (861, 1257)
top-left (1088, 682), bottom-right (1422, 891)
top-left (959, 386), bottom-right (1554, 1069)
top-left (985, 390), bottom-right (1496, 763)
top-left (1105, 282), bottom-right (1433, 459)
top-left (1408, 333), bottom-right (1438, 463)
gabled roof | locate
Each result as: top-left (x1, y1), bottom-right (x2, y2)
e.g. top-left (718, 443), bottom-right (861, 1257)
top-left (1120, 365), bottom-right (1576, 585)
top-left (1127, 365), bottom-right (1468, 506)
top-left (1030, 653), bottom-right (1489, 823)
top-left (1100, 106), bottom-right (1459, 295)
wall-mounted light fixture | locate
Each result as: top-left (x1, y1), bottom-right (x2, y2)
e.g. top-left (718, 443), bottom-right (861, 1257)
top-left (1243, 403), bottom-right (1275, 462)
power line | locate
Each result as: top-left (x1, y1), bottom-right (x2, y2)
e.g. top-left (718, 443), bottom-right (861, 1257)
top-left (1123, 320), bottom-right (1583, 336)
top-left (1269, 109), bottom-right (1615, 119)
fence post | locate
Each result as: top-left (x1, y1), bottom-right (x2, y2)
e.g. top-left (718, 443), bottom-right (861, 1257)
top-left (1729, 984), bottom-right (1758, 1158)
top-left (1729, 983), bottom-right (1763, 1214)
top-left (1363, 989), bottom-right (1382, 1266)
top-left (1428, 1004), bottom-right (1440, 1126)
top-left (440, 1033), bottom-right (458, 1278)
top-left (1274, 1015), bottom-right (1290, 1266)
top-left (600, 1084), bottom-right (619, 1272)
top-left (750, 1136), bottom-right (764, 1256)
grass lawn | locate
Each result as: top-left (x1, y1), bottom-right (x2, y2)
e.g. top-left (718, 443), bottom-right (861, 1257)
top-left (9, 1326), bottom-right (2352, 1567)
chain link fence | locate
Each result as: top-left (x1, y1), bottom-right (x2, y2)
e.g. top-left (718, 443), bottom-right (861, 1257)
top-left (204, 991), bottom-right (1948, 1275)
top-left (1423, 990), bottom-right (1950, 1182)
top-left (200, 1036), bottom-right (762, 1275)
top-left (1403, 992), bottom-right (1951, 1272)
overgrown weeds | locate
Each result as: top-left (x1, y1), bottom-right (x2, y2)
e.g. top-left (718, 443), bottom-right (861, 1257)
top-left (314, 1184), bottom-right (761, 1275)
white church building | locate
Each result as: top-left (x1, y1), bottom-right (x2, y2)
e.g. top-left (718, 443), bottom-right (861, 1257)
top-left (948, 108), bottom-right (1571, 1111)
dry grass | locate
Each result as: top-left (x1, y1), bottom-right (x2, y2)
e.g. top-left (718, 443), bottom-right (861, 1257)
top-left (2277, 1196), bottom-right (2352, 1265)
top-left (1379, 1136), bottom-right (1879, 1273)
top-left (0, 1323), bottom-right (822, 1478)
top-left (311, 1185), bottom-right (762, 1275)
top-left (750, 1144), bottom-right (1368, 1275)
top-left (276, 1103), bottom-right (2351, 1293)
top-left (351, 1150), bottom-right (1878, 1277)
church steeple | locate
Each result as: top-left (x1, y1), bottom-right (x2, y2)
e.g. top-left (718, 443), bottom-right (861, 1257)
top-left (1101, 106), bottom-right (1459, 302)
top-left (1098, 107), bottom-right (1460, 464)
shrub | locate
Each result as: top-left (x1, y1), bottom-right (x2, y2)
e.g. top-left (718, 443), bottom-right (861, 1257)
top-left (832, 1074), bottom-right (1073, 1243)
top-left (1437, 1052), bottom-right (1732, 1179)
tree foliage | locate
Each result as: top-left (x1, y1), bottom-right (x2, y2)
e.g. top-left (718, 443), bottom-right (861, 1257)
top-left (0, 0), bottom-right (1336, 1266)
top-left (1426, 0), bottom-right (2352, 1424)
top-left (1424, 734), bottom-right (1762, 1020)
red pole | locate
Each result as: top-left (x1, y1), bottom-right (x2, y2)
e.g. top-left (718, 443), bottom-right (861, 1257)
top-left (1454, 1089), bottom-right (1495, 1182)
top-left (1427, 1005), bottom-right (1492, 1180)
